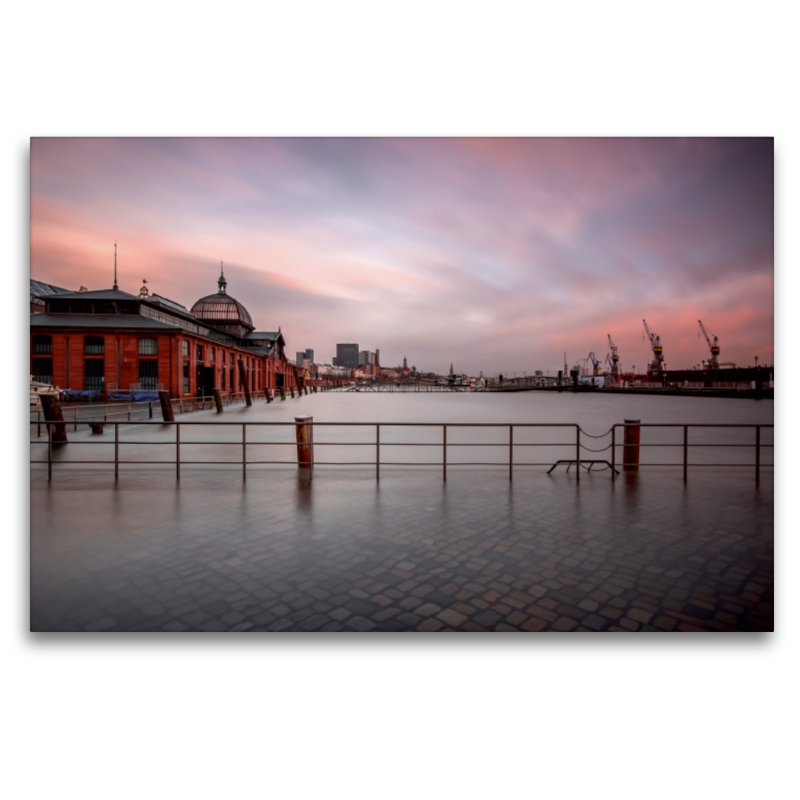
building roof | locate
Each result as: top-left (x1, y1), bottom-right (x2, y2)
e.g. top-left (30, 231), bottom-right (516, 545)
top-left (148, 294), bottom-right (190, 314)
top-left (30, 314), bottom-right (180, 331)
top-left (36, 287), bottom-right (141, 301)
top-left (30, 279), bottom-right (70, 296)
top-left (245, 331), bottom-right (282, 341)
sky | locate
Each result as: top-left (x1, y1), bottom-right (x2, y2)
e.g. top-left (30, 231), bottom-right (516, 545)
top-left (30, 137), bottom-right (773, 375)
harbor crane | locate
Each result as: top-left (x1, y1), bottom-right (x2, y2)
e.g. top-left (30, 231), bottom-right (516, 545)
top-left (607, 334), bottom-right (620, 377)
top-left (698, 319), bottom-right (720, 370)
top-left (587, 351), bottom-right (601, 375)
top-left (642, 319), bottom-right (665, 372)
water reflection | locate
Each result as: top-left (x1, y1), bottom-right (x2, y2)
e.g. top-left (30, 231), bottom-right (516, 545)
top-left (294, 476), bottom-right (313, 511)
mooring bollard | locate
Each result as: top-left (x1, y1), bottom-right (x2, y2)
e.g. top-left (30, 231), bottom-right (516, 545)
top-left (623, 419), bottom-right (641, 470)
top-left (295, 415), bottom-right (313, 480)
top-left (213, 388), bottom-right (223, 413)
top-left (266, 389), bottom-right (273, 403)
top-left (158, 390), bottom-right (175, 422)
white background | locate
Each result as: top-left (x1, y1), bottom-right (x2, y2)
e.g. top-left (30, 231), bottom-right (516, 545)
top-left (4, 2), bottom-right (795, 798)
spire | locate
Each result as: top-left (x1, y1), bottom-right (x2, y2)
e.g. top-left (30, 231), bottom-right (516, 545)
top-left (449, 362), bottom-right (454, 376)
top-left (218, 260), bottom-right (227, 294)
top-left (113, 241), bottom-right (118, 290)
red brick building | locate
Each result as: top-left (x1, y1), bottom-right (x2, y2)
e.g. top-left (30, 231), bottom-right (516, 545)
top-left (30, 270), bottom-right (301, 399)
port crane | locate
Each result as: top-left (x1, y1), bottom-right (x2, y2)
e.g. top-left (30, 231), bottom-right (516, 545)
top-left (607, 334), bottom-right (620, 377)
top-left (586, 351), bottom-right (601, 375)
top-left (642, 319), bottom-right (665, 372)
top-left (698, 319), bottom-right (720, 370)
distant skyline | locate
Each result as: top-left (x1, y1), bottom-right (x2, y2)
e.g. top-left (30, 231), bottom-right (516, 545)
top-left (30, 137), bottom-right (773, 374)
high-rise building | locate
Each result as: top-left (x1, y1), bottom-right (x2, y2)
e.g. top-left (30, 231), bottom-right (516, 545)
top-left (296, 348), bottom-right (315, 366)
top-left (335, 343), bottom-right (359, 370)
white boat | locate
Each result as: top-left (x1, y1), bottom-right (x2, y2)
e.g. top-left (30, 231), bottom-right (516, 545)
top-left (30, 378), bottom-right (59, 407)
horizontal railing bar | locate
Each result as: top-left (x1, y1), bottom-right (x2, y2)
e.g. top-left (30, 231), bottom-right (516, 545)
top-left (31, 461), bottom-right (776, 469)
top-left (32, 439), bottom-right (774, 449)
top-left (610, 423), bottom-right (773, 428)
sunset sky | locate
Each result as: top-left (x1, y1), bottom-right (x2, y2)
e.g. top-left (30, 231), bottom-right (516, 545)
top-left (30, 137), bottom-right (773, 375)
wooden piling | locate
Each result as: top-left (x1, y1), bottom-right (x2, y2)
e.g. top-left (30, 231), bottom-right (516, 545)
top-left (40, 393), bottom-right (68, 444)
top-left (213, 388), bottom-right (223, 413)
top-left (158, 390), bottom-right (175, 422)
top-left (237, 359), bottom-right (252, 406)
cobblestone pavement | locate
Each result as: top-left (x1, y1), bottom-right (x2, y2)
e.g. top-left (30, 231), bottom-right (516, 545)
top-left (30, 465), bottom-right (774, 632)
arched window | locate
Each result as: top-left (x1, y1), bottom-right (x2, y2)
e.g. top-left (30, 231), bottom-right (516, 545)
top-left (32, 335), bottom-right (52, 354)
top-left (84, 336), bottom-right (104, 354)
top-left (139, 337), bottom-right (158, 355)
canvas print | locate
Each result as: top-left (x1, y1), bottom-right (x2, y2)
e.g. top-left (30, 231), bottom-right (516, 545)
top-left (29, 137), bottom-right (774, 632)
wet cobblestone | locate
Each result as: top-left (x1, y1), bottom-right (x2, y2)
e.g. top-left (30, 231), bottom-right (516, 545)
top-left (30, 465), bottom-right (773, 632)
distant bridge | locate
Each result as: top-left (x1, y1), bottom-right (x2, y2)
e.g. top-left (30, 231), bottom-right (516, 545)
top-left (343, 384), bottom-right (473, 392)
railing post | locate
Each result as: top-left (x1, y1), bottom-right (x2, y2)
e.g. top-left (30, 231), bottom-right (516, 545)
top-left (114, 422), bottom-right (119, 481)
top-left (243, 423), bottom-right (247, 482)
top-left (755, 425), bottom-right (761, 485)
top-left (576, 426), bottom-right (580, 483)
top-left (47, 425), bottom-right (52, 481)
top-left (376, 424), bottom-right (380, 481)
top-left (443, 425), bottom-right (447, 481)
top-left (509, 424), bottom-right (513, 481)
top-left (683, 425), bottom-right (688, 482)
top-left (176, 423), bottom-right (180, 481)
top-left (611, 426), bottom-right (616, 481)
top-left (623, 419), bottom-right (641, 471)
top-left (295, 416), bottom-right (313, 481)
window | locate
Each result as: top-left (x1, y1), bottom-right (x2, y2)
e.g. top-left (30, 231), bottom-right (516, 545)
top-left (139, 337), bottom-right (158, 355)
top-left (139, 360), bottom-right (158, 390)
top-left (196, 344), bottom-right (204, 362)
top-left (183, 361), bottom-right (190, 394)
top-left (85, 336), bottom-right (104, 354)
top-left (32, 335), bottom-right (52, 354)
top-left (32, 357), bottom-right (52, 384)
top-left (210, 346), bottom-right (215, 363)
top-left (85, 359), bottom-right (105, 391)
top-left (182, 340), bottom-right (189, 357)
top-left (221, 351), bottom-right (226, 365)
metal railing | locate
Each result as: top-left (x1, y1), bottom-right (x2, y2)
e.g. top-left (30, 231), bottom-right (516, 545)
top-left (29, 390), bottom-right (276, 436)
top-left (607, 423), bottom-right (773, 484)
top-left (30, 420), bottom-right (773, 483)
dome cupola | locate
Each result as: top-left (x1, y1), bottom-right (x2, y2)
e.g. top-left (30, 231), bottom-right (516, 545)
top-left (190, 262), bottom-right (254, 335)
